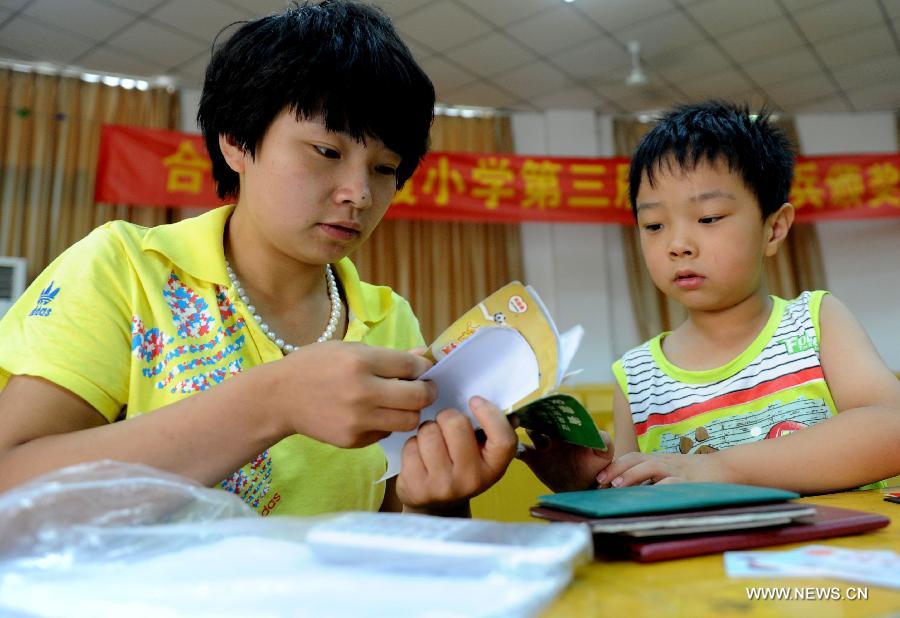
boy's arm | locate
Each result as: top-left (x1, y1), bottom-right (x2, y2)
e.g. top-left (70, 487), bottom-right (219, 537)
top-left (612, 382), bottom-right (640, 456)
top-left (514, 381), bottom-right (630, 493)
top-left (816, 295), bottom-right (900, 417)
top-left (721, 294), bottom-right (900, 492)
top-left (594, 383), bottom-right (639, 487)
top-left (516, 426), bottom-right (615, 493)
top-left (602, 295), bottom-right (900, 493)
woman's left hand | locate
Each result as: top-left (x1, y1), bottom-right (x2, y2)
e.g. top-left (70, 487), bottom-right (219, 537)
top-left (396, 396), bottom-right (518, 513)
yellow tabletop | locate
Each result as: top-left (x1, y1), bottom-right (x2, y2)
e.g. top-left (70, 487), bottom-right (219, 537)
top-left (543, 487), bottom-right (900, 617)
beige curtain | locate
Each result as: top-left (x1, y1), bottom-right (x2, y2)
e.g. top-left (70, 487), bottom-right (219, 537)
top-left (0, 69), bottom-right (179, 281)
top-left (613, 115), bottom-right (826, 341)
top-left (766, 118), bottom-right (827, 299)
top-left (352, 115), bottom-right (523, 343)
top-left (614, 118), bottom-right (687, 339)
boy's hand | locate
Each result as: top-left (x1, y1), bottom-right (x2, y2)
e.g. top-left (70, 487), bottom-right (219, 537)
top-left (396, 396), bottom-right (518, 511)
top-left (518, 430), bottom-right (614, 492)
top-left (597, 451), bottom-right (731, 487)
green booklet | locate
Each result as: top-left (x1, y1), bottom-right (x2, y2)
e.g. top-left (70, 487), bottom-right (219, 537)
top-left (537, 483), bottom-right (800, 518)
top-left (513, 394), bottom-right (606, 450)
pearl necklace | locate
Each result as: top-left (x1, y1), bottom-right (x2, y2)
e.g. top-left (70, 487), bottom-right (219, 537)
top-left (225, 260), bottom-right (341, 354)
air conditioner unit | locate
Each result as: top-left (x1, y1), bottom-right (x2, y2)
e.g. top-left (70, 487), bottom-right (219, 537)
top-left (0, 257), bottom-right (27, 318)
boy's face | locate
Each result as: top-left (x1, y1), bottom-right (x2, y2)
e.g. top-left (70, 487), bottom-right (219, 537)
top-left (634, 157), bottom-right (772, 312)
top-left (225, 109), bottom-right (402, 266)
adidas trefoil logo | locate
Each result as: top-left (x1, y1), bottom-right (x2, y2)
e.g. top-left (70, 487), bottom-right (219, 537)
top-left (29, 281), bottom-right (60, 317)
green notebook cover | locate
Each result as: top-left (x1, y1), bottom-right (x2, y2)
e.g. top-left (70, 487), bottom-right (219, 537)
top-left (537, 483), bottom-right (800, 518)
top-left (514, 394), bottom-right (606, 450)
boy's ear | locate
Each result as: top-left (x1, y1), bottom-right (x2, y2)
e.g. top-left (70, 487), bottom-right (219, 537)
top-left (764, 203), bottom-right (795, 257)
top-left (218, 134), bottom-right (247, 174)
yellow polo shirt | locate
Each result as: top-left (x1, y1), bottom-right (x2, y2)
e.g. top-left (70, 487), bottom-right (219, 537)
top-left (0, 205), bottom-right (424, 516)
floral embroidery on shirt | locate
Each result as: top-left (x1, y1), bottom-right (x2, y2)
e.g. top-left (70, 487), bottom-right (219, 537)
top-left (131, 317), bottom-right (167, 363)
top-left (131, 272), bottom-right (246, 393)
top-left (220, 450), bottom-right (273, 507)
top-left (164, 273), bottom-right (215, 339)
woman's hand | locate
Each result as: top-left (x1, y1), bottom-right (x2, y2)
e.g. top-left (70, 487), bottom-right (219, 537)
top-left (518, 430), bottom-right (614, 492)
top-left (266, 341), bottom-right (436, 448)
top-left (396, 396), bottom-right (518, 512)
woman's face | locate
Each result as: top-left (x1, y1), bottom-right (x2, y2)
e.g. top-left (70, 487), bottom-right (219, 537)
top-left (224, 110), bottom-right (402, 266)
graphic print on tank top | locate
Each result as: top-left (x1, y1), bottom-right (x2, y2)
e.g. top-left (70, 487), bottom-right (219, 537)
top-left (619, 292), bottom-right (836, 454)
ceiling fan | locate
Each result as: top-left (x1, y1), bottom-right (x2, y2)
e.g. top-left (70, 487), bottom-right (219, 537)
top-left (590, 39), bottom-right (670, 111)
top-left (625, 40), bottom-right (649, 87)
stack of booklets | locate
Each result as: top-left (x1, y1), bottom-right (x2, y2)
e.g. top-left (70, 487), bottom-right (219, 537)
top-left (531, 483), bottom-right (890, 563)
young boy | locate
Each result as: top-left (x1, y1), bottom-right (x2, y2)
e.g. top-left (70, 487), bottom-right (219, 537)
top-left (522, 100), bottom-right (900, 495)
top-left (0, 0), bottom-right (517, 516)
top-left (600, 100), bottom-right (900, 493)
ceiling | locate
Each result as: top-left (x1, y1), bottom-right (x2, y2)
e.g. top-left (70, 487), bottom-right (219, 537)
top-left (1, 0), bottom-right (899, 114)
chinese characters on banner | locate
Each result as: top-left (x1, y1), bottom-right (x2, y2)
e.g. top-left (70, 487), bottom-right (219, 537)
top-left (95, 125), bottom-right (900, 223)
top-left (387, 153), bottom-right (634, 223)
top-left (789, 155), bottom-right (900, 221)
top-left (96, 125), bottom-right (218, 207)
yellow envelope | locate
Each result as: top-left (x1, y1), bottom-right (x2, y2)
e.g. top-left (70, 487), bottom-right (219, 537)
top-left (426, 281), bottom-right (560, 407)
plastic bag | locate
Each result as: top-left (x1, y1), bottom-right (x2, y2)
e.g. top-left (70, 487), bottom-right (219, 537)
top-left (0, 460), bottom-right (588, 618)
top-left (0, 460), bottom-right (255, 560)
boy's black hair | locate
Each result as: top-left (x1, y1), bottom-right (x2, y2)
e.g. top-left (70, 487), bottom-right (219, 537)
top-left (198, 0), bottom-right (435, 200)
top-left (628, 100), bottom-right (795, 219)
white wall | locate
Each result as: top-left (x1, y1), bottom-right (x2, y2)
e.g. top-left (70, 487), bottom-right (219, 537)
top-left (794, 112), bottom-right (900, 370)
top-left (511, 110), bottom-right (638, 383)
top-left (179, 88), bottom-right (201, 133)
top-left (178, 88), bottom-right (209, 219)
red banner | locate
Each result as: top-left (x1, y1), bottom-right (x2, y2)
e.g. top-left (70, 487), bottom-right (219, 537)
top-left (96, 125), bottom-right (219, 208)
top-left (95, 125), bottom-right (900, 223)
top-left (788, 154), bottom-right (900, 222)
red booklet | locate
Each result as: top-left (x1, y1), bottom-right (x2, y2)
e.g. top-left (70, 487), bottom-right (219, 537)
top-left (531, 505), bottom-right (889, 563)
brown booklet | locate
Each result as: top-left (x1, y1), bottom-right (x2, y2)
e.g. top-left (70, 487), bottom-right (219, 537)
top-left (531, 504), bottom-right (889, 563)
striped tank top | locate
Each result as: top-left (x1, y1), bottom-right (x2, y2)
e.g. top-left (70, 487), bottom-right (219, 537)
top-left (612, 291), bottom-right (837, 454)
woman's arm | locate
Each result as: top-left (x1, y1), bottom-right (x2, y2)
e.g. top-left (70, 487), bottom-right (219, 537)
top-left (0, 342), bottom-right (435, 492)
top-left (0, 372), bottom-right (280, 492)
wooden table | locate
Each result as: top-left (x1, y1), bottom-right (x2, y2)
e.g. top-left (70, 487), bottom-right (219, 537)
top-left (543, 487), bottom-right (900, 617)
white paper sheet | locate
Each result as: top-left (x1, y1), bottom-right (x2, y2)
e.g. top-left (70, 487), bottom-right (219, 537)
top-left (0, 535), bottom-right (571, 618)
top-left (378, 326), bottom-right (540, 480)
top-left (556, 325), bottom-right (584, 386)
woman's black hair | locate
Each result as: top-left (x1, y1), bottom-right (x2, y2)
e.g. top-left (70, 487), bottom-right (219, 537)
top-left (198, 0), bottom-right (435, 199)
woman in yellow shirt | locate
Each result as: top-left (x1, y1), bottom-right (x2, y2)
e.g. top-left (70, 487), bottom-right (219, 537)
top-left (0, 0), bottom-right (517, 517)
